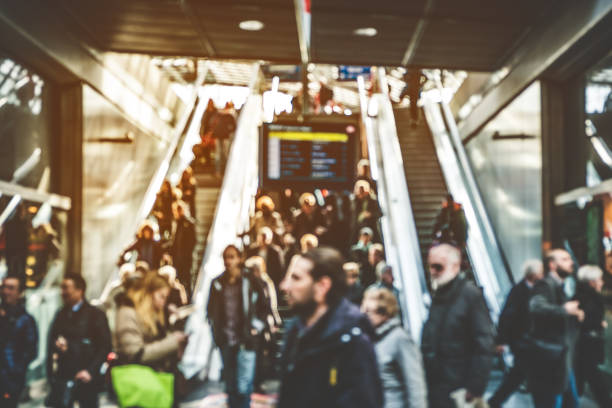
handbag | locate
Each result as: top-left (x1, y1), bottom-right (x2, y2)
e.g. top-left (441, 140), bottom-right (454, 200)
top-left (111, 364), bottom-right (174, 408)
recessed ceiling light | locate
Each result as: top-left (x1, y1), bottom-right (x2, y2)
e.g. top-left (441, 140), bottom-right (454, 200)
top-left (353, 27), bottom-right (377, 37)
top-left (239, 20), bottom-right (264, 31)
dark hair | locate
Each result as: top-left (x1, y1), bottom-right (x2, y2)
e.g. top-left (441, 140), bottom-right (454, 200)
top-left (64, 273), bottom-right (86, 293)
top-left (3, 275), bottom-right (24, 292)
top-left (300, 246), bottom-right (347, 305)
top-left (223, 244), bottom-right (242, 258)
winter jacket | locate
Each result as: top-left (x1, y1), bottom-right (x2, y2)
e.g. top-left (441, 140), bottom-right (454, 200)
top-left (278, 298), bottom-right (384, 408)
top-left (527, 275), bottom-right (580, 394)
top-left (207, 268), bottom-right (270, 350)
top-left (421, 276), bottom-right (494, 408)
top-left (0, 302), bottom-right (38, 397)
top-left (374, 317), bottom-right (427, 408)
top-left (574, 281), bottom-right (606, 364)
top-left (46, 301), bottom-right (111, 383)
top-left (122, 238), bottom-right (164, 269)
top-left (115, 303), bottom-right (179, 372)
top-left (496, 279), bottom-right (533, 350)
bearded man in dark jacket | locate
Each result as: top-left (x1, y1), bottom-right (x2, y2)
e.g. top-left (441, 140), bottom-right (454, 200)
top-left (421, 243), bottom-right (494, 408)
top-left (278, 247), bottom-right (383, 408)
top-left (527, 249), bottom-right (583, 408)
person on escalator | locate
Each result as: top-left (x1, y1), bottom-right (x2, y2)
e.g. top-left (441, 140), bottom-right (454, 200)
top-left (153, 180), bottom-right (176, 241)
top-left (169, 201), bottom-right (196, 299)
top-left (177, 166), bottom-right (196, 219)
top-left (293, 193), bottom-right (326, 240)
top-left (120, 221), bottom-right (164, 270)
top-left (432, 194), bottom-right (468, 249)
top-left (210, 104), bottom-right (237, 177)
top-left (399, 69), bottom-right (426, 126)
top-left (352, 180), bottom-right (381, 243)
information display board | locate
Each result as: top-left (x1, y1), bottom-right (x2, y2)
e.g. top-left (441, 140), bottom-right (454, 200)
top-left (260, 121), bottom-right (358, 190)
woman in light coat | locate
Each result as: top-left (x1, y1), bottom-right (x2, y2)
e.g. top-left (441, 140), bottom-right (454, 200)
top-left (115, 274), bottom-right (187, 372)
top-left (362, 287), bottom-right (428, 408)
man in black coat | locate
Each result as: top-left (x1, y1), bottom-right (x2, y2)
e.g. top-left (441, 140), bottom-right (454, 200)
top-left (46, 274), bottom-right (111, 408)
top-left (278, 247), bottom-right (383, 408)
top-left (293, 192), bottom-right (326, 240)
top-left (171, 201), bottom-right (196, 298)
top-left (527, 249), bottom-right (583, 408)
top-left (488, 259), bottom-right (543, 408)
top-left (573, 265), bottom-right (612, 407)
top-left (1, 276), bottom-right (38, 408)
top-left (207, 245), bottom-right (271, 408)
top-left (421, 243), bottom-right (494, 408)
top-left (246, 227), bottom-right (284, 291)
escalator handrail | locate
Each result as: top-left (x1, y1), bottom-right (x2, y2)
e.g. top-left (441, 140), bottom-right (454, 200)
top-left (357, 69), bottom-right (429, 342)
top-left (92, 63), bottom-right (210, 306)
top-left (181, 63), bottom-right (262, 380)
top-left (422, 82), bottom-right (512, 318)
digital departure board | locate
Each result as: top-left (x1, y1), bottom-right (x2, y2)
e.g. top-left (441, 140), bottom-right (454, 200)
top-left (260, 121), bottom-right (358, 190)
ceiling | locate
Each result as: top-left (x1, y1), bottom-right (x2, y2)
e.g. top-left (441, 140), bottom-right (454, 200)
top-left (60, 0), bottom-right (561, 71)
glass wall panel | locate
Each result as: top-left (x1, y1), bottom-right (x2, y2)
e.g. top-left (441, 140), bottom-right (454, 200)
top-left (465, 82), bottom-right (542, 282)
top-left (82, 85), bottom-right (171, 297)
top-left (585, 50), bottom-right (612, 181)
top-left (0, 54), bottom-right (52, 191)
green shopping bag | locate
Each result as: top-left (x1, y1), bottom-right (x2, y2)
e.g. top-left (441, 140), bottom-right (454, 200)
top-left (111, 364), bottom-right (174, 408)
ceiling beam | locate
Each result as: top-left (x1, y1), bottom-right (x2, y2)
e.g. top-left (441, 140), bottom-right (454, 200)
top-left (458, 0), bottom-right (612, 141)
top-left (179, 0), bottom-right (216, 57)
top-left (401, 0), bottom-right (436, 66)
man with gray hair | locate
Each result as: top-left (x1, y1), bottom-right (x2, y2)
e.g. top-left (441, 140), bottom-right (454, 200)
top-left (573, 265), bottom-right (611, 407)
top-left (421, 243), bottom-right (494, 407)
top-left (488, 259), bottom-right (543, 408)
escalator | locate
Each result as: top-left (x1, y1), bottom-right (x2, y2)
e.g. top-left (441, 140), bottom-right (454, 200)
top-left (394, 108), bottom-right (448, 266)
top-left (359, 69), bottom-right (512, 338)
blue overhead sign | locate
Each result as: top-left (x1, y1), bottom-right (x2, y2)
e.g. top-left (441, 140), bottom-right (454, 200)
top-left (338, 65), bottom-right (371, 81)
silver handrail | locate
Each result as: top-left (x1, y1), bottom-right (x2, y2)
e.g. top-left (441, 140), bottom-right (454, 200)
top-left (422, 86), bottom-right (511, 318)
top-left (357, 69), bottom-right (429, 342)
top-left (181, 63), bottom-right (262, 380)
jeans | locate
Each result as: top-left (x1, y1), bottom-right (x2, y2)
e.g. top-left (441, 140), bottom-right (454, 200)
top-left (530, 372), bottom-right (578, 408)
top-left (221, 345), bottom-right (256, 408)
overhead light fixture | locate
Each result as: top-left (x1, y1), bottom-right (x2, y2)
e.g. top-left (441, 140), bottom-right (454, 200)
top-left (239, 20), bottom-right (264, 31)
top-left (353, 27), bottom-right (377, 37)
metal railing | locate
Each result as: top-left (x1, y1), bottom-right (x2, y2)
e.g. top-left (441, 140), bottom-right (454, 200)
top-left (357, 69), bottom-right (429, 342)
top-left (181, 64), bottom-right (262, 380)
top-left (422, 83), bottom-right (512, 318)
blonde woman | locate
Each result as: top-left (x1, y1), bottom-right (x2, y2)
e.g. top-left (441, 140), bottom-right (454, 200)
top-left (115, 274), bottom-right (187, 372)
top-left (245, 256), bottom-right (281, 329)
top-left (362, 287), bottom-right (427, 408)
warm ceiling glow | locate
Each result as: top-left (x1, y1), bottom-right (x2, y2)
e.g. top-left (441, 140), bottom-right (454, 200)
top-left (353, 27), bottom-right (377, 37)
top-left (239, 20), bottom-right (264, 31)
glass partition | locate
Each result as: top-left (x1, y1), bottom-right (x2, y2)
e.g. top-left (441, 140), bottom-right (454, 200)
top-left (464, 82), bottom-right (543, 283)
top-left (0, 55), bottom-right (52, 191)
top-left (82, 85), bottom-right (173, 298)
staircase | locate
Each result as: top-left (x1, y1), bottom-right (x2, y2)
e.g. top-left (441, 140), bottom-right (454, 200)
top-left (190, 173), bottom-right (221, 290)
top-left (394, 108), bottom-right (449, 266)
